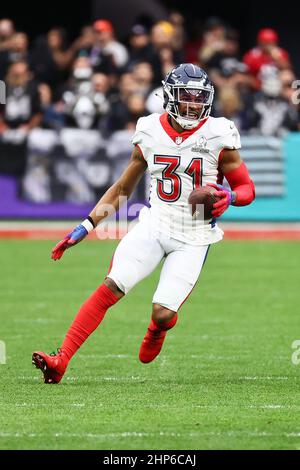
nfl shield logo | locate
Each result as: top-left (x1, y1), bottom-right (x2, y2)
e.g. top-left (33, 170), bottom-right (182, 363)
top-left (175, 136), bottom-right (183, 145)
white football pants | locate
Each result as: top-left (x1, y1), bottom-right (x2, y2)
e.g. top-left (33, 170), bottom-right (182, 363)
top-left (107, 218), bottom-right (210, 312)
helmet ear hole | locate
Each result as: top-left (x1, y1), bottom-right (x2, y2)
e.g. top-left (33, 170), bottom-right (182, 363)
top-left (163, 93), bottom-right (168, 109)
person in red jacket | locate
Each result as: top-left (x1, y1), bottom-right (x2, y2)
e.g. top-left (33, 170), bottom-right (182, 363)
top-left (243, 28), bottom-right (291, 89)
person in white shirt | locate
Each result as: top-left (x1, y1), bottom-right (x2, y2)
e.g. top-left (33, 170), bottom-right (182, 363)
top-left (32, 64), bottom-right (255, 384)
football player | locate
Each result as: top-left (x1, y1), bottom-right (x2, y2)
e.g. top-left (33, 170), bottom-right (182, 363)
top-left (32, 63), bottom-right (255, 383)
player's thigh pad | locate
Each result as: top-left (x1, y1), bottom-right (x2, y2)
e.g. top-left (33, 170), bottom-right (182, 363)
top-left (153, 244), bottom-right (210, 312)
top-left (107, 221), bottom-right (165, 294)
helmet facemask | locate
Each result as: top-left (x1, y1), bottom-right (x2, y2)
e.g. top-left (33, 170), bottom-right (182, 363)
top-left (163, 83), bottom-right (214, 130)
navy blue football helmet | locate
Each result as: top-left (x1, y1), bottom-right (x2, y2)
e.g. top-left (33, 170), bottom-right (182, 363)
top-left (162, 63), bottom-right (214, 129)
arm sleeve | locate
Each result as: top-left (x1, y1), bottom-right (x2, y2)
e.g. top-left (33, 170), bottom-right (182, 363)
top-left (225, 162), bottom-right (256, 206)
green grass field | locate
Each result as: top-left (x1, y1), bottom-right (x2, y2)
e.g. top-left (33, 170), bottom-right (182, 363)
top-left (0, 239), bottom-right (300, 450)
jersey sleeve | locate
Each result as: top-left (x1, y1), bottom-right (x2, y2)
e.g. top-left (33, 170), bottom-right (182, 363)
top-left (209, 117), bottom-right (242, 163)
top-left (131, 117), bottom-right (148, 161)
top-left (222, 121), bottom-right (241, 150)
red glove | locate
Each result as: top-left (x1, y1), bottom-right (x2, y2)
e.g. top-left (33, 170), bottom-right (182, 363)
top-left (207, 183), bottom-right (235, 218)
top-left (51, 218), bottom-right (94, 261)
top-left (51, 235), bottom-right (78, 261)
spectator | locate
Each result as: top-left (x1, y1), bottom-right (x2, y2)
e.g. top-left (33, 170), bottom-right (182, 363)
top-left (279, 68), bottom-right (296, 103)
top-left (73, 25), bottom-right (95, 52)
top-left (47, 28), bottom-right (74, 70)
top-left (92, 72), bottom-right (111, 95)
top-left (91, 72), bottom-right (112, 133)
top-left (75, 22), bottom-right (115, 76)
top-left (0, 19), bottom-right (15, 50)
top-left (243, 28), bottom-right (291, 89)
top-left (206, 29), bottom-right (247, 83)
top-left (213, 86), bottom-right (247, 131)
top-left (198, 17), bottom-right (226, 66)
top-left (126, 24), bottom-right (152, 68)
top-left (149, 21), bottom-right (183, 86)
top-left (107, 72), bottom-right (138, 132)
top-left (123, 92), bottom-right (147, 130)
top-left (158, 45), bottom-right (176, 77)
top-left (9, 32), bottom-right (30, 63)
top-left (206, 31), bottom-right (253, 107)
top-left (184, 18), bottom-right (203, 64)
top-left (62, 57), bottom-right (110, 130)
top-left (93, 19), bottom-right (128, 70)
top-left (38, 83), bottom-right (64, 130)
top-left (168, 11), bottom-right (186, 52)
top-left (245, 73), bottom-right (298, 136)
top-left (31, 28), bottom-right (73, 98)
top-left (0, 32), bottom-right (30, 79)
top-left (0, 61), bottom-right (42, 134)
top-left (151, 21), bottom-right (175, 50)
top-left (117, 72), bottom-right (138, 100)
top-left (131, 61), bottom-right (154, 97)
top-left (0, 60), bottom-right (42, 176)
top-left (278, 69), bottom-right (300, 131)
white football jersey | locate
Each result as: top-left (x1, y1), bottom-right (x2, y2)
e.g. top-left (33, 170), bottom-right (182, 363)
top-left (132, 113), bottom-right (241, 245)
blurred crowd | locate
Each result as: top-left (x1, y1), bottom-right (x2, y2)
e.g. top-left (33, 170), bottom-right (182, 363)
top-left (0, 13), bottom-right (299, 140)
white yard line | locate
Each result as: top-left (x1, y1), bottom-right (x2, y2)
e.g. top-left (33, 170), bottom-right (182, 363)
top-left (240, 376), bottom-right (289, 380)
top-left (1, 430), bottom-right (300, 440)
top-left (4, 402), bottom-right (299, 411)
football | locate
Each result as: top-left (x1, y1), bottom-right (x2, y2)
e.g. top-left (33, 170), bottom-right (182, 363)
top-left (188, 185), bottom-right (221, 220)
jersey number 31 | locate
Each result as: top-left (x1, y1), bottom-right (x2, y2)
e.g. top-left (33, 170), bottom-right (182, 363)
top-left (154, 155), bottom-right (203, 202)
